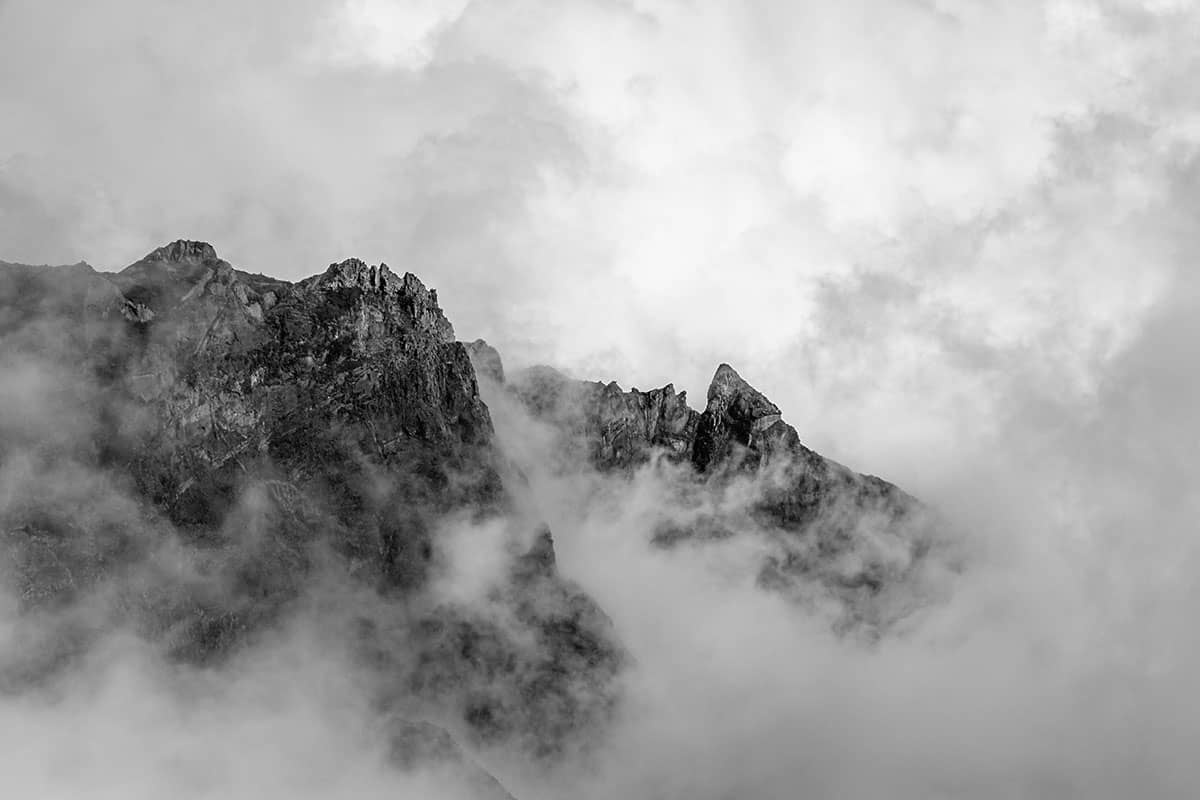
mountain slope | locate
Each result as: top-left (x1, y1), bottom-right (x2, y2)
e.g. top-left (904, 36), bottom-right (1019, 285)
top-left (0, 243), bottom-right (624, 795)
top-left (1, 240), bottom-right (954, 794)
top-left (477, 342), bottom-right (951, 631)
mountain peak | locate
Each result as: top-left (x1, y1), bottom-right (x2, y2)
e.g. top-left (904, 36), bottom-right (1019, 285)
top-left (311, 257), bottom-right (397, 293)
top-left (1, 242), bottom-right (622, 763)
top-left (140, 240), bottom-right (221, 266)
top-left (309, 259), bottom-right (433, 298)
top-left (692, 364), bottom-right (786, 472)
top-left (705, 363), bottom-right (781, 418)
top-left (113, 240), bottom-right (235, 311)
top-left (303, 259), bottom-right (456, 344)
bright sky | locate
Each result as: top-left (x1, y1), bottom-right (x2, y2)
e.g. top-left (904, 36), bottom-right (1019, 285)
top-left (5, 3), bottom-right (1200, 797)
top-left (0, 0), bottom-right (1194, 489)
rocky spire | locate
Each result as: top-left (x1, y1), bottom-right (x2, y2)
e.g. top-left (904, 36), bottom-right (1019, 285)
top-left (705, 364), bottom-right (781, 421)
top-left (309, 257), bottom-right (397, 293)
top-left (304, 259), bottom-right (456, 343)
top-left (691, 363), bottom-right (791, 471)
top-left (140, 240), bottom-right (220, 266)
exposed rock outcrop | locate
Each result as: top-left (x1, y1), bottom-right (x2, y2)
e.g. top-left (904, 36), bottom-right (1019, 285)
top-left (0, 235), bottom-right (954, 785)
top-left (505, 365), bottom-right (698, 470)
top-left (692, 363), bottom-right (793, 471)
top-left (0, 242), bottom-right (622, 770)
top-left (501, 358), bottom-right (948, 630)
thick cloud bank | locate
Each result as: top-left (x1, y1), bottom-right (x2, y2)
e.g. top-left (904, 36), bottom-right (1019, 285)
top-left (2, 1), bottom-right (1193, 454)
top-left (3, 1), bottom-right (1200, 798)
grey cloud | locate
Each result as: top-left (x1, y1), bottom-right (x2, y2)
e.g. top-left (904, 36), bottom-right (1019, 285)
top-left (5, 0), bottom-right (1200, 797)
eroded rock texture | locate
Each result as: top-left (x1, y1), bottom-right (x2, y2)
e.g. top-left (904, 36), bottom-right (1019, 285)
top-left (1, 236), bottom-right (955, 792)
top-left (507, 365), bottom-right (699, 469)
top-left (499, 356), bottom-right (950, 631)
top-left (0, 242), bottom-right (622, 793)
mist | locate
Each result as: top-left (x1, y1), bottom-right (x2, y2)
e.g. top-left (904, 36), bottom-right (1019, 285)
top-left (4, 1), bottom-right (1192, 452)
top-left (470, 343), bottom-right (1199, 798)
top-left (5, 0), bottom-right (1200, 798)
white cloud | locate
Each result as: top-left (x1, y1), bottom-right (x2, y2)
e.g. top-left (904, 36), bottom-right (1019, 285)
top-left (320, 0), bottom-right (473, 70)
top-left (5, 1), bottom-right (1200, 794)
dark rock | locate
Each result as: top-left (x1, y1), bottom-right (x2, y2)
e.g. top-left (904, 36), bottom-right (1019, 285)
top-left (509, 368), bottom-right (699, 471)
top-left (0, 244), bottom-right (623, 758)
top-left (0, 235), bottom-right (950, 757)
top-left (402, 580), bottom-right (623, 761)
top-left (509, 361), bottom-right (949, 630)
top-left (692, 363), bottom-right (793, 471)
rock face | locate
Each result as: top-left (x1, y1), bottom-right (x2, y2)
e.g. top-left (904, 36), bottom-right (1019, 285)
top-left (692, 363), bottom-right (792, 471)
top-left (508, 365), bottom-right (699, 469)
top-left (500, 358), bottom-right (948, 630)
top-left (1, 237), bottom-right (953, 791)
top-left (0, 242), bottom-right (622, 792)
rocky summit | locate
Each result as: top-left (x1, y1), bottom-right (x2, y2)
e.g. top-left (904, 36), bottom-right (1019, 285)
top-left (495, 352), bottom-right (951, 630)
top-left (0, 241), bottom-right (951, 796)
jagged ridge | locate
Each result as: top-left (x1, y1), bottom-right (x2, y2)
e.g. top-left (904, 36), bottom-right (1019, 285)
top-left (487, 347), bottom-right (949, 630)
top-left (1, 239), bottom-right (953, 795)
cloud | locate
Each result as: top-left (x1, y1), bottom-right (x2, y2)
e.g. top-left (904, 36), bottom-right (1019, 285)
top-left (473, 350), bottom-right (1200, 799)
top-left (3, 0), bottom-right (1194, 481)
top-left (0, 619), bottom-right (506, 800)
top-left (5, 0), bottom-right (1200, 797)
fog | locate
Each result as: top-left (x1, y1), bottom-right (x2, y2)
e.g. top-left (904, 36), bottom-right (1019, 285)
top-left (4, 1), bottom-right (1191, 466)
top-left (474, 352), bottom-right (1200, 798)
top-left (3, 322), bottom-right (1197, 796)
top-left (4, 0), bottom-right (1200, 797)
top-left (0, 625), bottom-right (489, 799)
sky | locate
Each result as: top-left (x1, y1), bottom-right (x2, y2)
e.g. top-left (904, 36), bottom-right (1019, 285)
top-left (3, 1), bottom-right (1200, 797)
top-left (3, 0), bottom-right (1196, 485)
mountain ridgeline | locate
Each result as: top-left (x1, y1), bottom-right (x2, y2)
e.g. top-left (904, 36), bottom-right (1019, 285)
top-left (0, 241), bottom-right (950, 797)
